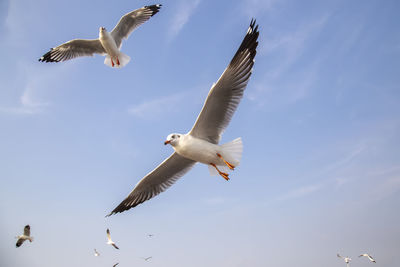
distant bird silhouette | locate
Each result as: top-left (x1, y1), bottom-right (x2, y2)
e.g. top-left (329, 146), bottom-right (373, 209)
top-left (106, 228), bottom-right (119, 249)
top-left (359, 254), bottom-right (376, 263)
top-left (141, 256), bottom-right (152, 261)
top-left (15, 225), bottom-right (33, 247)
top-left (94, 248), bottom-right (100, 256)
top-left (148, 234), bottom-right (154, 237)
top-left (337, 253), bottom-right (351, 267)
top-left (112, 263), bottom-right (119, 267)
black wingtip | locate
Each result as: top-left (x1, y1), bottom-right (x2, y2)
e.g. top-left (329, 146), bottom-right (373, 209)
top-left (106, 205), bottom-right (125, 217)
top-left (38, 48), bottom-right (60, 63)
top-left (229, 19), bottom-right (259, 67)
top-left (105, 205), bottom-right (126, 217)
top-left (144, 4), bottom-right (162, 16)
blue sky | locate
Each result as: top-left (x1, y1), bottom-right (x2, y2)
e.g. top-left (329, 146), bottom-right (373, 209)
top-left (1, 0), bottom-right (399, 266)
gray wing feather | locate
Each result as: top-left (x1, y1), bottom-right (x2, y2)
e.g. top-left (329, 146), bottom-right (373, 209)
top-left (39, 39), bottom-right (105, 63)
top-left (189, 20), bottom-right (259, 144)
top-left (107, 152), bottom-right (195, 216)
top-left (23, 225), bottom-right (30, 236)
top-left (106, 229), bottom-right (111, 240)
top-left (111, 4), bottom-right (161, 49)
top-left (16, 238), bottom-right (25, 247)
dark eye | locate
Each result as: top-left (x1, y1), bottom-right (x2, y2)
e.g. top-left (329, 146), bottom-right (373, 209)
top-left (172, 135), bottom-right (176, 138)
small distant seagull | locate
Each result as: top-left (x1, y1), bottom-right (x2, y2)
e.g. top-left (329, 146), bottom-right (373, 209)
top-left (141, 256), bottom-right (152, 261)
top-left (107, 19), bottom-right (259, 216)
top-left (148, 234), bottom-right (154, 237)
top-left (39, 4), bottom-right (161, 68)
top-left (113, 263), bottom-right (119, 267)
top-left (106, 228), bottom-right (119, 249)
top-left (15, 225), bottom-right (33, 247)
top-left (337, 254), bottom-right (351, 266)
top-left (359, 254), bottom-right (376, 263)
top-left (94, 248), bottom-right (100, 257)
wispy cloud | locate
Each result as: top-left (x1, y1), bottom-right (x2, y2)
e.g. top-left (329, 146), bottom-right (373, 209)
top-left (247, 15), bottom-right (329, 108)
top-left (261, 15), bottom-right (329, 74)
top-left (272, 142), bottom-right (368, 203)
top-left (324, 144), bottom-right (367, 175)
top-left (301, 142), bottom-right (368, 189)
top-left (127, 93), bottom-right (186, 119)
top-left (127, 82), bottom-right (209, 120)
top-left (0, 57), bottom-right (75, 116)
top-left (277, 183), bottom-right (322, 201)
top-left (0, 1), bottom-right (62, 115)
top-left (0, 86), bottom-right (49, 115)
top-left (203, 196), bottom-right (229, 205)
top-left (0, 59), bottom-right (58, 115)
top-left (167, 0), bottom-right (201, 41)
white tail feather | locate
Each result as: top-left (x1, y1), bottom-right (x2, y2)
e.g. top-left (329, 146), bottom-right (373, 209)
top-left (220, 137), bottom-right (243, 167)
top-left (104, 52), bottom-right (131, 68)
top-left (208, 138), bottom-right (243, 176)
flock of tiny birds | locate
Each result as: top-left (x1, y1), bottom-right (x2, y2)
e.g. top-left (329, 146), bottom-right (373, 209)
top-left (13, 2), bottom-right (378, 266)
top-left (337, 253), bottom-right (377, 266)
top-left (16, 225), bottom-right (153, 265)
top-left (15, 224), bottom-right (379, 266)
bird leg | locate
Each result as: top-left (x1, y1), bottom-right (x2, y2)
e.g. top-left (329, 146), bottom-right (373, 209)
top-left (111, 58), bottom-right (115, 67)
top-left (216, 153), bottom-right (235, 170)
top-left (210, 163), bottom-right (229, 181)
top-left (116, 57), bottom-right (120, 66)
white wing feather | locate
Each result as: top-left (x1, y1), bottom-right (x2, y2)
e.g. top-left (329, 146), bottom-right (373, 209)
top-left (189, 20), bottom-right (259, 144)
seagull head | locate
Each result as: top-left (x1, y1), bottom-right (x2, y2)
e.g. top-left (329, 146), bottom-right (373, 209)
top-left (99, 27), bottom-right (107, 33)
top-left (164, 133), bottom-right (182, 146)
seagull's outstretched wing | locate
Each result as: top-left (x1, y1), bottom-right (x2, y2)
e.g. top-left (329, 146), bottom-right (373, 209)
top-left (359, 254), bottom-right (376, 262)
top-left (369, 255), bottom-right (376, 262)
top-left (112, 243), bottom-right (119, 250)
top-left (39, 39), bottom-right (105, 63)
top-left (16, 238), bottom-right (25, 247)
top-left (113, 263), bottom-right (119, 267)
top-left (189, 20), bottom-right (259, 144)
top-left (108, 152), bottom-right (196, 216)
top-left (111, 4), bottom-right (162, 49)
top-left (106, 229), bottom-right (112, 241)
top-left (23, 225), bottom-right (30, 236)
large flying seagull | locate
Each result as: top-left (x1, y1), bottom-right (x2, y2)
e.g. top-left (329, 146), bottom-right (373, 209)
top-left (108, 20), bottom-right (259, 216)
